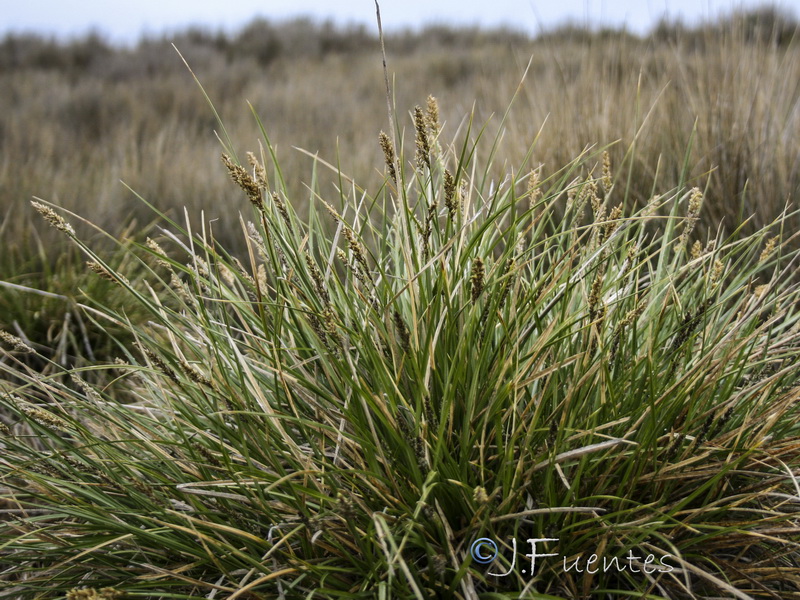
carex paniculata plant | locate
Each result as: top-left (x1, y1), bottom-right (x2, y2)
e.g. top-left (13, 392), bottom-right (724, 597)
top-left (2, 85), bottom-right (800, 600)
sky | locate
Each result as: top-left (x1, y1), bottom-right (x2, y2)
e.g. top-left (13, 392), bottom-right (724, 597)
top-left (2, 0), bottom-right (798, 43)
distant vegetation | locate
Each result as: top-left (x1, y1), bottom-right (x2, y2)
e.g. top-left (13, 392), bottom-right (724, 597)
top-left (2, 6), bottom-right (798, 72)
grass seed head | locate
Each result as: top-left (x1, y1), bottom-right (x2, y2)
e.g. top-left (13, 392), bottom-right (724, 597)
top-left (669, 298), bottom-right (712, 356)
top-left (187, 255), bottom-right (210, 280)
top-left (444, 169), bottom-right (458, 218)
top-left (414, 105), bottom-right (431, 170)
top-left (66, 587), bottom-right (123, 600)
top-left (246, 151), bottom-right (268, 189)
top-left (497, 258), bottom-right (517, 311)
top-left (470, 257), bottom-right (485, 303)
top-left (712, 259), bottom-right (725, 284)
top-left (342, 226), bottom-right (370, 277)
top-left (192, 442), bottom-right (222, 467)
top-left (136, 342), bottom-right (179, 383)
top-left (62, 455), bottom-right (108, 480)
top-left (20, 404), bottom-right (70, 432)
top-left (691, 240), bottom-right (704, 260)
top-left (431, 554), bottom-right (448, 578)
top-left (31, 201), bottom-right (75, 236)
top-left (179, 360), bottom-right (212, 387)
top-left (378, 131), bottom-right (397, 184)
top-left (247, 221), bottom-right (267, 253)
top-left (338, 248), bottom-right (370, 290)
top-left (588, 271), bottom-right (605, 322)
top-left (423, 394), bottom-right (438, 429)
top-left (760, 235), bottom-right (780, 262)
top-left (393, 310), bottom-right (411, 352)
top-left (221, 153), bottom-right (262, 209)
top-left (322, 307), bottom-right (341, 345)
top-left (602, 203), bottom-right (623, 240)
top-left (688, 186), bottom-right (704, 218)
top-left (146, 237), bottom-right (171, 269)
top-left (425, 94), bottom-right (440, 135)
top-left (602, 150), bottom-right (613, 194)
top-left (257, 263), bottom-right (268, 291)
top-left (622, 299), bottom-right (647, 327)
top-left (574, 176), bottom-right (597, 216)
top-left (626, 241), bottom-right (639, 259)
top-left (231, 258), bottom-right (257, 289)
top-left (674, 187), bottom-right (704, 251)
top-left (336, 491), bottom-right (356, 521)
top-left (308, 313), bottom-right (329, 346)
top-left (642, 194), bottom-right (661, 217)
top-left (218, 263), bottom-right (236, 287)
top-left (270, 191), bottom-right (293, 231)
top-left (527, 169), bottom-right (542, 210)
top-left (565, 179), bottom-right (579, 211)
top-left (588, 179), bottom-right (602, 216)
top-left (170, 272), bottom-right (193, 303)
top-left (87, 261), bottom-right (129, 286)
top-left (320, 198), bottom-right (342, 224)
top-left (714, 406), bottom-right (735, 436)
top-left (70, 373), bottom-right (102, 403)
top-left (305, 252), bottom-right (330, 306)
top-left (0, 330), bottom-right (34, 354)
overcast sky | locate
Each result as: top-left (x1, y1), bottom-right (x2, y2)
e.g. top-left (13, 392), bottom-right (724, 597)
top-left (3, 0), bottom-right (798, 42)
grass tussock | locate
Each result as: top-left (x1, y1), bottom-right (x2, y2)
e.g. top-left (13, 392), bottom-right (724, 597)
top-left (1, 79), bottom-right (800, 598)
